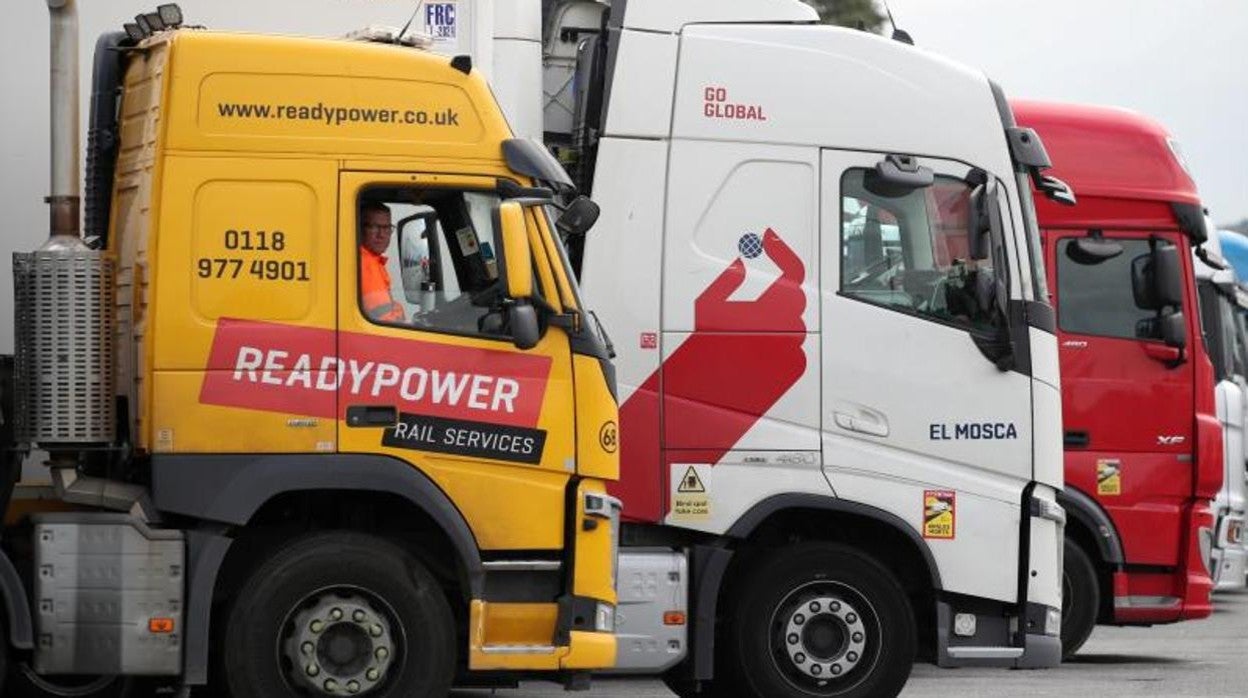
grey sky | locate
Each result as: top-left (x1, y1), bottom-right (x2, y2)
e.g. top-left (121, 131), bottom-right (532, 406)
top-left (886, 0), bottom-right (1248, 226)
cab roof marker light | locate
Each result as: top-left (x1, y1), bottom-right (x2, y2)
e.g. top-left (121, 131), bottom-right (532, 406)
top-left (156, 4), bottom-right (182, 28)
top-left (143, 12), bottom-right (165, 32)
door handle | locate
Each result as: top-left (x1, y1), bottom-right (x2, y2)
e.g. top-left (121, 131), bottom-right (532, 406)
top-left (833, 407), bottom-right (889, 437)
top-left (1064, 430), bottom-right (1090, 448)
top-left (346, 405), bottom-right (398, 428)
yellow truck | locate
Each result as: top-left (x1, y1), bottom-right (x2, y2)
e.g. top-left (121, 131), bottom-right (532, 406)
top-left (0, 4), bottom-right (619, 696)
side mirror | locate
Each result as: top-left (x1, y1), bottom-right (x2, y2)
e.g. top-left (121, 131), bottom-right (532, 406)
top-left (1037, 175), bottom-right (1076, 207)
top-left (1132, 243), bottom-right (1185, 310)
top-left (496, 201), bottom-right (533, 299)
top-left (1152, 244), bottom-right (1185, 307)
top-left (968, 180), bottom-right (1001, 261)
top-left (555, 196), bottom-right (601, 238)
top-left (509, 304), bottom-right (540, 350)
top-left (1160, 311), bottom-right (1187, 349)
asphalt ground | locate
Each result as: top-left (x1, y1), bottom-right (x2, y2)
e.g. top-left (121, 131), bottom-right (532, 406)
top-left (456, 588), bottom-right (1248, 698)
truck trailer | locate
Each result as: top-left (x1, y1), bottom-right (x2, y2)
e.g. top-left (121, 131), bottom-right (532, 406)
top-left (0, 2), bottom-right (621, 696)
top-left (1014, 100), bottom-right (1223, 656)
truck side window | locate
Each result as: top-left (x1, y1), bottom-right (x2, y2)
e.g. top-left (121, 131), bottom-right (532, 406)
top-left (840, 169), bottom-right (996, 332)
top-left (1056, 237), bottom-right (1163, 342)
top-left (358, 188), bottom-right (510, 337)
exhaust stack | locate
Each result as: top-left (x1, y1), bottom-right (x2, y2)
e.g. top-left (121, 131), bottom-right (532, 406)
top-left (12, 0), bottom-right (117, 467)
top-left (47, 0), bottom-right (81, 242)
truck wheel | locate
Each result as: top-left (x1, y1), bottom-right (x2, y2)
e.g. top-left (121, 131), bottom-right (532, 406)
top-left (1061, 539), bottom-right (1099, 659)
top-left (222, 532), bottom-right (455, 698)
top-left (722, 542), bottom-right (915, 698)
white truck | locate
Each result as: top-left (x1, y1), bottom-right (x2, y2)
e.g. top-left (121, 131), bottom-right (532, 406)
top-left (1195, 228), bottom-right (1248, 590)
top-left (2, 1), bottom-right (1068, 696)
top-left (419, 1), bottom-right (1071, 695)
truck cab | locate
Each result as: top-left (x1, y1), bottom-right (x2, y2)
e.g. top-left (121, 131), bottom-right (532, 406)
top-left (1194, 231), bottom-right (1248, 591)
top-left (533, 1), bottom-right (1069, 695)
top-left (1013, 101), bottom-right (1222, 656)
top-left (1203, 231), bottom-right (1248, 589)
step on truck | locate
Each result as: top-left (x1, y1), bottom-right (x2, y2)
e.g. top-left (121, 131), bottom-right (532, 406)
top-left (0, 3), bottom-right (621, 696)
top-left (1013, 101), bottom-right (1223, 657)
top-left (422, 1), bottom-right (1072, 695)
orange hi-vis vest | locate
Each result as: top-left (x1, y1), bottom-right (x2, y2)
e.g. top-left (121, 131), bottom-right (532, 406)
top-left (360, 247), bottom-right (405, 323)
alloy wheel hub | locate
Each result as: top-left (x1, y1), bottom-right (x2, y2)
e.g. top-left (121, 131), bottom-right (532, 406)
top-left (781, 595), bottom-right (868, 679)
top-left (284, 593), bottom-right (395, 695)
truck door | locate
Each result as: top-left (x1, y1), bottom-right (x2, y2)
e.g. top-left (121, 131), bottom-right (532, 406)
top-left (820, 150), bottom-right (1034, 598)
top-left (1049, 230), bottom-right (1194, 566)
top-left (334, 172), bottom-right (579, 552)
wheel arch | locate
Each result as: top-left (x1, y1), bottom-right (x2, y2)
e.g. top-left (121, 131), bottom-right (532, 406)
top-left (683, 494), bottom-right (941, 682)
top-left (0, 550), bottom-right (33, 650)
top-left (150, 453), bottom-right (483, 685)
top-left (1057, 486), bottom-right (1125, 566)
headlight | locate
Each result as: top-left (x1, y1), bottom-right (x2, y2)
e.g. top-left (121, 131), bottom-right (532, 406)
top-left (1045, 607), bottom-right (1061, 636)
top-left (595, 602), bottom-right (616, 632)
top-left (1030, 497), bottom-right (1066, 526)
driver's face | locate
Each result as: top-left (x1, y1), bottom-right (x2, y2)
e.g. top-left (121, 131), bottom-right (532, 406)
top-left (362, 208), bottom-right (393, 256)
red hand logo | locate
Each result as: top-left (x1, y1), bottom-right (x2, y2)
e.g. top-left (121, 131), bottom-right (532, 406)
top-left (615, 229), bottom-right (808, 522)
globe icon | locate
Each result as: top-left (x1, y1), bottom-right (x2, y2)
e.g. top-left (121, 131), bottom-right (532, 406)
top-left (738, 232), bottom-right (764, 259)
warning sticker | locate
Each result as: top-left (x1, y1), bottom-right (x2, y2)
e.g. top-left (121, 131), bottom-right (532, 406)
top-left (1097, 459), bottom-right (1122, 496)
top-left (923, 490), bottom-right (956, 540)
top-left (672, 465), bottom-right (710, 520)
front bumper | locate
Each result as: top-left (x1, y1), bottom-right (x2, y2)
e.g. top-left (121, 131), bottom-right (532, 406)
top-left (936, 601), bottom-right (1061, 669)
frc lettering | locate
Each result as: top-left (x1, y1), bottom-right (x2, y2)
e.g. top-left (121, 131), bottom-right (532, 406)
top-left (425, 2), bottom-right (457, 39)
top-left (702, 86), bottom-right (768, 122)
top-left (200, 318), bottom-right (550, 428)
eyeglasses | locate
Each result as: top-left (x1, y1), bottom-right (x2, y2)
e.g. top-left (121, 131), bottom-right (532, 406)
top-left (363, 223), bottom-right (396, 234)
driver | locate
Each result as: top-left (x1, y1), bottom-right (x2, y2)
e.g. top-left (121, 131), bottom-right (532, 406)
top-left (359, 201), bottom-right (406, 323)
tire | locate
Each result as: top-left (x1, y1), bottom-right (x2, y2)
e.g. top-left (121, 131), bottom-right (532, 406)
top-left (222, 531), bottom-right (456, 698)
top-left (719, 542), bottom-right (916, 698)
top-left (1060, 538), bottom-right (1099, 659)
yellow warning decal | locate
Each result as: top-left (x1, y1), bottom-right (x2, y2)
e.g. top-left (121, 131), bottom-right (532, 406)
top-left (1097, 459), bottom-right (1122, 496)
top-left (672, 465), bottom-right (710, 520)
top-left (923, 490), bottom-right (956, 540)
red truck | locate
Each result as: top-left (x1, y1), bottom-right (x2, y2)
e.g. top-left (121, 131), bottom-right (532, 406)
top-left (1013, 101), bottom-right (1222, 656)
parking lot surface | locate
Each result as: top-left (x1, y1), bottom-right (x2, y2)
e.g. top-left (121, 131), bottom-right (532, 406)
top-left (458, 589), bottom-right (1248, 697)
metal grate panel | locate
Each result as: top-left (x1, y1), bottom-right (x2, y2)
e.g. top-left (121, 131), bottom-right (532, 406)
top-left (13, 250), bottom-right (115, 445)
